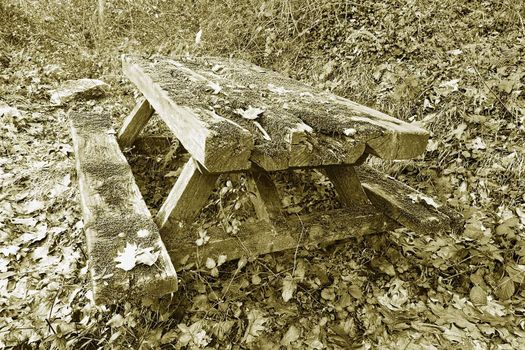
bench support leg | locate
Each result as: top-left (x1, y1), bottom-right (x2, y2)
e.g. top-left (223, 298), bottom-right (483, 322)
top-left (118, 98), bottom-right (155, 148)
top-left (155, 158), bottom-right (219, 238)
top-left (246, 169), bottom-right (282, 222)
top-left (324, 165), bottom-right (371, 207)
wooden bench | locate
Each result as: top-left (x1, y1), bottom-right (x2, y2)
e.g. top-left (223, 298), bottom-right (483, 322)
top-left (70, 108), bottom-right (178, 304)
top-left (71, 55), bottom-right (462, 303)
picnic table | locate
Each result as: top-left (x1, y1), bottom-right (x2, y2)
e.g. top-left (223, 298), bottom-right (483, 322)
top-left (70, 55), bottom-right (462, 304)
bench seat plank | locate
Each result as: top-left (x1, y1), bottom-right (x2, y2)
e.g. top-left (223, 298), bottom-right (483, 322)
top-left (356, 165), bottom-right (464, 235)
top-left (70, 109), bottom-right (178, 304)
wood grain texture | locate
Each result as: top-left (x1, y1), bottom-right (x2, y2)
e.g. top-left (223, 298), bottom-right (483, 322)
top-left (246, 170), bottom-right (282, 222)
top-left (324, 165), bottom-right (371, 207)
top-left (355, 165), bottom-right (464, 235)
top-left (155, 158), bottom-right (219, 236)
top-left (172, 57), bottom-right (370, 170)
top-left (70, 109), bottom-right (177, 304)
top-left (199, 56), bottom-right (429, 160)
top-left (118, 98), bottom-right (155, 148)
top-left (166, 206), bottom-right (399, 268)
top-left (122, 55), bottom-right (254, 173)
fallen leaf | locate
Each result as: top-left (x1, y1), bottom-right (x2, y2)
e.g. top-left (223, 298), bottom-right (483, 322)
top-left (495, 276), bottom-right (515, 301)
top-left (282, 275), bottom-right (296, 302)
top-left (235, 106), bottom-right (265, 120)
top-left (137, 229), bottom-right (150, 238)
top-left (242, 309), bottom-right (268, 343)
top-left (321, 287), bottom-right (336, 301)
top-left (22, 200), bottom-right (45, 214)
top-left (439, 79), bottom-right (460, 92)
top-left (206, 81), bottom-right (222, 94)
top-left (267, 83), bottom-right (290, 95)
top-left (447, 49), bottom-right (463, 55)
top-left (469, 285), bottom-right (487, 305)
top-left (107, 314), bottom-right (125, 328)
top-left (0, 258), bottom-right (9, 273)
top-left (505, 264), bottom-right (525, 284)
top-left (206, 257), bottom-right (216, 269)
top-left (114, 243), bottom-right (138, 271)
top-left (217, 255), bottom-right (227, 266)
top-left (348, 284), bottom-right (363, 300)
top-left (136, 247), bottom-right (160, 266)
top-left (407, 193), bottom-right (441, 208)
top-left (343, 128), bottom-right (357, 136)
top-left (11, 217), bottom-right (38, 227)
top-left (280, 325), bottom-right (300, 346)
top-left (0, 103), bottom-right (22, 118)
top-left (0, 245), bottom-right (19, 256)
top-left (195, 29), bottom-right (203, 46)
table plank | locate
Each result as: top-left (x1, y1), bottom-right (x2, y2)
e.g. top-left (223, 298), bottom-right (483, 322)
top-left (200, 56), bottom-right (429, 160)
top-left (122, 56), bottom-right (254, 173)
top-left (123, 55), bottom-right (429, 172)
top-left (171, 57), bottom-right (368, 170)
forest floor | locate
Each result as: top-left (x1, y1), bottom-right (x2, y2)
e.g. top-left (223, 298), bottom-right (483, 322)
top-left (1, 0), bottom-right (525, 349)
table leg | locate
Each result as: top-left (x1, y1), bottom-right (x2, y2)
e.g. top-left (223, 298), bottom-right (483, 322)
top-left (155, 158), bottom-right (219, 237)
top-left (118, 98), bottom-right (155, 148)
top-left (324, 165), bottom-right (371, 207)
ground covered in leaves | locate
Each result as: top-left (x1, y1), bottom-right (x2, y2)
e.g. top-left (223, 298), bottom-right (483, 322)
top-left (1, 0), bottom-right (525, 349)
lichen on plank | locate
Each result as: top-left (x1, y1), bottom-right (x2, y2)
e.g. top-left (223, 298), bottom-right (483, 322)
top-left (355, 165), bottom-right (463, 234)
top-left (122, 55), bottom-right (254, 173)
top-left (180, 55), bottom-right (428, 160)
top-left (70, 108), bottom-right (178, 304)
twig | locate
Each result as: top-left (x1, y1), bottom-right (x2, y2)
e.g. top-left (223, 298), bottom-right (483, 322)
top-left (291, 213), bottom-right (305, 277)
top-left (48, 289), bottom-right (60, 321)
top-left (46, 319), bottom-right (57, 335)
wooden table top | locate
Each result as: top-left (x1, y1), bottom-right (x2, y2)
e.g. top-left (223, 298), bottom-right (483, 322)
top-left (123, 55), bottom-right (429, 173)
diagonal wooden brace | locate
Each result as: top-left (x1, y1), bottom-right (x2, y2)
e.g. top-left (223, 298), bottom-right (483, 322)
top-left (246, 168), bottom-right (282, 222)
top-left (155, 158), bottom-right (219, 244)
top-left (324, 165), bottom-right (372, 207)
top-left (118, 98), bottom-right (155, 148)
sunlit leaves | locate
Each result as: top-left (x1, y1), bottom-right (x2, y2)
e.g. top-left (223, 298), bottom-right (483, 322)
top-left (114, 243), bottom-right (160, 271)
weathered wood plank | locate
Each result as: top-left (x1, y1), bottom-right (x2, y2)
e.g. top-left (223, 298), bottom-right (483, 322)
top-left (246, 170), bottom-right (282, 222)
top-left (355, 165), bottom-right (464, 235)
top-left (202, 56), bottom-right (429, 160)
top-left (130, 55), bottom-right (367, 171)
top-left (324, 165), bottom-right (371, 207)
top-left (182, 58), bottom-right (370, 170)
top-left (118, 98), bottom-right (155, 148)
top-left (155, 158), bottom-right (219, 235)
top-left (166, 206), bottom-right (399, 268)
top-left (70, 109), bottom-right (178, 304)
top-left (122, 55), bottom-right (254, 173)
top-left (154, 56), bottom-right (310, 171)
